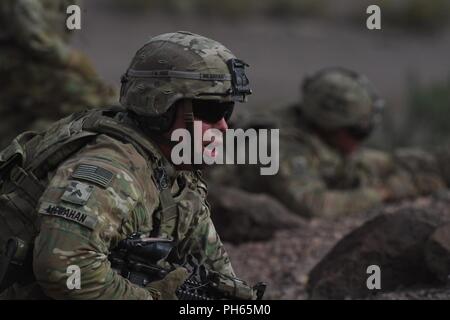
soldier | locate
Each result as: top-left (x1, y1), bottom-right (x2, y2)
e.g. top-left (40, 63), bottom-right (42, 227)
top-left (234, 67), bottom-right (446, 218)
top-left (0, 31), bottom-right (251, 299)
top-left (0, 0), bottom-right (116, 149)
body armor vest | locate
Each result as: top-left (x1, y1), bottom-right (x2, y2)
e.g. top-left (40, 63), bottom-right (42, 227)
top-left (0, 107), bottom-right (179, 291)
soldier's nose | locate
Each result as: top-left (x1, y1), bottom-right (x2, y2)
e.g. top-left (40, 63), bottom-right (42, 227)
top-left (213, 118), bottom-right (228, 132)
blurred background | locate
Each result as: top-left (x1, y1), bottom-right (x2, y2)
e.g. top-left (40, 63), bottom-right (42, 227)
top-left (72, 0), bottom-right (450, 150)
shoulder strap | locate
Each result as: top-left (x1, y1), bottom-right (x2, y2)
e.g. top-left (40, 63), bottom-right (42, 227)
top-left (82, 109), bottom-right (179, 240)
top-left (1, 107), bottom-right (180, 241)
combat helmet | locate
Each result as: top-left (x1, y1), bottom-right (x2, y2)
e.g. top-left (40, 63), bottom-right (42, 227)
top-left (120, 31), bottom-right (251, 131)
top-left (300, 67), bottom-right (384, 137)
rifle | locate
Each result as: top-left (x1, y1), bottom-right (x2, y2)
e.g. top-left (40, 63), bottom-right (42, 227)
top-left (108, 233), bottom-right (266, 300)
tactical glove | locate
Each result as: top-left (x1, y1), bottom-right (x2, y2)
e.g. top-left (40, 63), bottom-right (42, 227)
top-left (146, 267), bottom-right (189, 300)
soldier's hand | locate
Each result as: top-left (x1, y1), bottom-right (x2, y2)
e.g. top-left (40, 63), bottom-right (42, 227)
top-left (145, 267), bottom-right (189, 300)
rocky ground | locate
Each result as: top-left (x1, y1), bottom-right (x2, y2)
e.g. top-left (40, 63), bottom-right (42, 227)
top-left (224, 213), bottom-right (368, 299)
top-left (223, 192), bottom-right (450, 300)
top-left (369, 286), bottom-right (450, 300)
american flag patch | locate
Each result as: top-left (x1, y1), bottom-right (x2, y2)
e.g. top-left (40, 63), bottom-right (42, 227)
top-left (72, 163), bottom-right (114, 188)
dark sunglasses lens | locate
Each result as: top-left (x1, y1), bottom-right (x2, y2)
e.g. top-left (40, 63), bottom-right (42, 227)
top-left (193, 100), bottom-right (234, 123)
top-left (347, 124), bottom-right (373, 140)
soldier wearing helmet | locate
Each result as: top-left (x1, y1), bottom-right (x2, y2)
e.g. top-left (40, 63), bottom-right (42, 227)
top-left (0, 31), bottom-right (251, 299)
top-left (232, 67), bottom-right (445, 218)
top-left (298, 67), bottom-right (384, 154)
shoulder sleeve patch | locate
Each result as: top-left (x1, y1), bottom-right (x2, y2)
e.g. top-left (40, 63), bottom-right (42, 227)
top-left (38, 201), bottom-right (98, 230)
top-left (61, 181), bottom-right (94, 206)
top-left (72, 163), bottom-right (114, 188)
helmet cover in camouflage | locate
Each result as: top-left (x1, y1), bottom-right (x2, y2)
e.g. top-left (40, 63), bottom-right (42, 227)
top-left (300, 67), bottom-right (384, 131)
top-left (120, 31), bottom-right (251, 117)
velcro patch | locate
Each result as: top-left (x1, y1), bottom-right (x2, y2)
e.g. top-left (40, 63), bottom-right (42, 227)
top-left (39, 201), bottom-right (98, 230)
top-left (72, 163), bottom-right (114, 188)
top-left (61, 181), bottom-right (94, 206)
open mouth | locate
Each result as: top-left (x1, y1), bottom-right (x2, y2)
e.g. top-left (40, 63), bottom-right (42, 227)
top-left (204, 148), bottom-right (217, 158)
top-left (203, 135), bottom-right (223, 159)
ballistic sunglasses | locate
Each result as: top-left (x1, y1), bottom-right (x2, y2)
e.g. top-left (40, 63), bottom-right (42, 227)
top-left (192, 100), bottom-right (235, 123)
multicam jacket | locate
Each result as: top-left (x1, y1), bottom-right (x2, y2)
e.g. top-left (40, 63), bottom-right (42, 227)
top-left (0, 108), bottom-right (234, 299)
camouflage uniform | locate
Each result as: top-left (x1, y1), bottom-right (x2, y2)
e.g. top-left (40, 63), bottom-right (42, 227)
top-left (0, 31), bottom-right (248, 299)
top-left (0, 0), bottom-right (117, 149)
top-left (229, 106), bottom-right (381, 218)
top-left (251, 110), bottom-right (445, 218)
top-left (232, 68), bottom-right (446, 218)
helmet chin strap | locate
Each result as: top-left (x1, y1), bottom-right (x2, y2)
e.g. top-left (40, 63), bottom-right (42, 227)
top-left (182, 99), bottom-right (202, 171)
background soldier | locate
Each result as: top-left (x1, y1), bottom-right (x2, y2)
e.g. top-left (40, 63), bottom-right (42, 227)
top-left (0, 0), bottom-right (116, 149)
top-left (227, 67), bottom-right (446, 218)
top-left (0, 31), bottom-right (250, 299)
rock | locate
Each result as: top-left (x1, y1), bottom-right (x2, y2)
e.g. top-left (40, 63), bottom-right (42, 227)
top-left (424, 223), bottom-right (450, 283)
top-left (208, 185), bottom-right (304, 244)
top-left (225, 196), bottom-right (450, 299)
top-left (307, 208), bottom-right (450, 299)
top-left (368, 285), bottom-right (450, 300)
